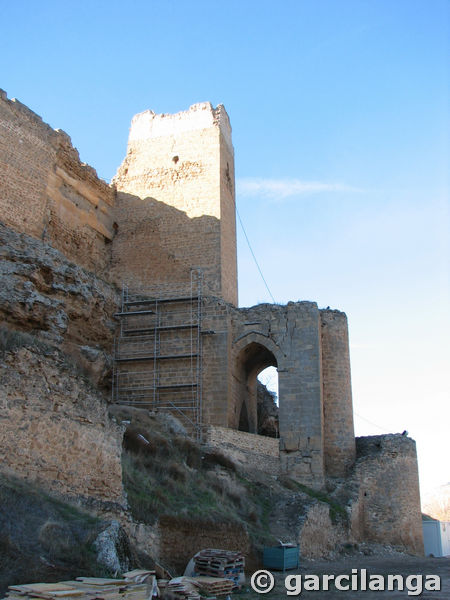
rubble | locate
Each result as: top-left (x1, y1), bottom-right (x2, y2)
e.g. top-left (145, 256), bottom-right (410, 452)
top-left (3, 549), bottom-right (244, 600)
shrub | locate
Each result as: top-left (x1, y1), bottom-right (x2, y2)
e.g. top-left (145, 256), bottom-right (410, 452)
top-left (167, 461), bottom-right (187, 483)
top-left (174, 437), bottom-right (202, 468)
top-left (38, 520), bottom-right (73, 556)
top-left (0, 325), bottom-right (52, 357)
top-left (202, 449), bottom-right (237, 472)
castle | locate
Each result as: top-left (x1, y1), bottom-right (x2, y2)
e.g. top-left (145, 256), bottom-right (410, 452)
top-left (0, 90), bottom-right (424, 555)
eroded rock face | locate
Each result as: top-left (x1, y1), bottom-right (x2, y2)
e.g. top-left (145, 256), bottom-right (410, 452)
top-left (257, 381), bottom-right (279, 438)
top-left (0, 345), bottom-right (124, 504)
top-left (0, 222), bottom-right (120, 349)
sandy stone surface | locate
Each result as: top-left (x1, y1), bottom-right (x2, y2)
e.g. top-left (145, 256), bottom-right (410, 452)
top-left (0, 346), bottom-right (124, 503)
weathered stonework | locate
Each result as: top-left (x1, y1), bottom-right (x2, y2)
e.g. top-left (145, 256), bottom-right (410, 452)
top-left (205, 425), bottom-right (280, 475)
top-left (321, 309), bottom-right (355, 477)
top-left (0, 90), bottom-right (115, 276)
top-left (0, 346), bottom-right (124, 504)
top-left (0, 222), bottom-right (120, 349)
top-left (194, 299), bottom-right (355, 487)
top-left (159, 516), bottom-right (252, 573)
top-left (0, 92), bottom-right (424, 555)
top-left (349, 435), bottom-right (424, 554)
top-left (111, 103), bottom-right (237, 304)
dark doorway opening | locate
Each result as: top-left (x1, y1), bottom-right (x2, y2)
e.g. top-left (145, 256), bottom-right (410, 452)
top-left (235, 342), bottom-right (279, 436)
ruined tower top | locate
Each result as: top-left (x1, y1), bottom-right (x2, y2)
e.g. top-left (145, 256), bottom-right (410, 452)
top-left (112, 102), bottom-right (238, 305)
top-left (128, 102), bottom-right (233, 155)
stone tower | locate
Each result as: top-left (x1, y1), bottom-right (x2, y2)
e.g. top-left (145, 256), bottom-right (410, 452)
top-left (112, 102), bottom-right (238, 305)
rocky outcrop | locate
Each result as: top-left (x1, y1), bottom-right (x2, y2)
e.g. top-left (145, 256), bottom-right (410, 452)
top-left (94, 520), bottom-right (131, 574)
top-left (0, 473), bottom-right (126, 596)
top-left (257, 381), bottom-right (279, 437)
top-left (0, 222), bottom-right (120, 386)
top-left (0, 222), bottom-right (119, 349)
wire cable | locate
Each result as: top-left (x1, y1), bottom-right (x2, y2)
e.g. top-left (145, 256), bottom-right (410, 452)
top-left (354, 411), bottom-right (391, 433)
top-left (235, 206), bottom-right (276, 304)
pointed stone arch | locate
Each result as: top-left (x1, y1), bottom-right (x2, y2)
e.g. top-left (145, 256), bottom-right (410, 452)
top-left (231, 333), bottom-right (284, 434)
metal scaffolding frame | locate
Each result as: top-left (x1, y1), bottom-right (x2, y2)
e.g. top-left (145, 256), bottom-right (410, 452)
top-left (112, 269), bottom-right (204, 440)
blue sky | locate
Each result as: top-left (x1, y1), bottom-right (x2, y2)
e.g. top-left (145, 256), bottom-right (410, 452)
top-left (1, 0), bottom-right (449, 498)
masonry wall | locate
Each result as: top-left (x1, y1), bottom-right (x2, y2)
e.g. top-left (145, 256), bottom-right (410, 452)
top-left (111, 193), bottom-right (220, 297)
top-left (159, 515), bottom-right (252, 573)
top-left (0, 90), bottom-right (115, 275)
top-left (350, 435), bottom-right (424, 554)
top-left (219, 127), bottom-right (238, 305)
top-left (208, 303), bottom-right (357, 486)
top-left (320, 309), bottom-right (356, 476)
top-left (193, 299), bottom-right (336, 487)
top-left (0, 346), bottom-right (124, 504)
top-left (230, 302), bottom-right (325, 487)
top-left (205, 425), bottom-right (280, 476)
top-left (111, 103), bottom-right (238, 304)
top-left (201, 296), bottom-right (234, 427)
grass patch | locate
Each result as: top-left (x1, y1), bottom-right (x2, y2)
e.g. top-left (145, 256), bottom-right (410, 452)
top-left (0, 474), bottom-right (111, 596)
top-left (119, 413), bottom-right (277, 549)
top-left (202, 449), bottom-right (237, 472)
top-left (0, 325), bottom-right (53, 357)
top-left (279, 476), bottom-right (348, 524)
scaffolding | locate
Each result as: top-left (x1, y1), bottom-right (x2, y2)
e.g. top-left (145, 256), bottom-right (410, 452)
top-left (112, 270), bottom-right (204, 440)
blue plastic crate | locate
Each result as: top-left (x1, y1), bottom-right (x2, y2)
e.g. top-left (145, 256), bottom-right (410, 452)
top-left (263, 545), bottom-right (299, 571)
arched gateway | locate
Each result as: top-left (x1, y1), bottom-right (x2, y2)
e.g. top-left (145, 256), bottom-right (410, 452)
top-left (197, 300), bottom-right (355, 487)
top-left (232, 335), bottom-right (280, 434)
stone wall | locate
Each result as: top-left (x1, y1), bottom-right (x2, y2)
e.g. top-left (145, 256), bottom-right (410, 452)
top-left (229, 302), bottom-right (326, 487)
top-left (0, 93), bottom-right (356, 488)
top-left (350, 434), bottom-right (424, 555)
top-left (111, 193), bottom-right (220, 298)
top-left (320, 309), bottom-right (355, 476)
top-left (0, 346), bottom-right (124, 504)
top-left (166, 298), bottom-right (357, 487)
top-left (201, 297), bottom-right (233, 427)
top-left (205, 425), bottom-right (280, 476)
top-left (0, 90), bottom-right (115, 275)
top-left (159, 516), bottom-right (252, 573)
top-left (111, 103), bottom-right (238, 305)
